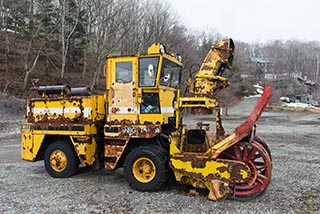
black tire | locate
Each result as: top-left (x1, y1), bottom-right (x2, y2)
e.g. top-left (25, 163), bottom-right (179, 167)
top-left (44, 140), bottom-right (79, 178)
top-left (124, 145), bottom-right (169, 191)
top-left (254, 136), bottom-right (272, 160)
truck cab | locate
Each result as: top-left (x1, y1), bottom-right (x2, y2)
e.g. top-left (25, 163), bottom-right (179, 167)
top-left (103, 43), bottom-right (183, 170)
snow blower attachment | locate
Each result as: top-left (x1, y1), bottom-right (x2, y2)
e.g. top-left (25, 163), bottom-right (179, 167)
top-left (169, 39), bottom-right (272, 201)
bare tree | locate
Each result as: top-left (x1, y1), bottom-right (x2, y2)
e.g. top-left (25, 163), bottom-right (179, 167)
top-left (59, 0), bottom-right (80, 78)
top-left (23, 45), bottom-right (42, 89)
top-left (81, 0), bottom-right (97, 78)
top-left (2, 3), bottom-right (10, 94)
top-left (89, 0), bottom-right (137, 89)
top-left (22, 25), bottom-right (44, 89)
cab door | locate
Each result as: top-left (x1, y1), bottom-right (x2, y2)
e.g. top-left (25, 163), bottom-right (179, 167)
top-left (107, 57), bottom-right (138, 123)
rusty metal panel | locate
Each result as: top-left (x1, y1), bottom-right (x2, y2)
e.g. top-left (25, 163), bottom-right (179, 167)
top-left (110, 82), bottom-right (138, 114)
top-left (72, 136), bottom-right (97, 166)
top-left (104, 124), bottom-right (161, 139)
top-left (26, 95), bottom-right (105, 126)
top-left (104, 144), bottom-right (125, 158)
top-left (170, 155), bottom-right (251, 183)
top-left (104, 139), bottom-right (129, 170)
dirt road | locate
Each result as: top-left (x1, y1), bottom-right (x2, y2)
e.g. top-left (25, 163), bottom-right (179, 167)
top-left (0, 97), bottom-right (319, 213)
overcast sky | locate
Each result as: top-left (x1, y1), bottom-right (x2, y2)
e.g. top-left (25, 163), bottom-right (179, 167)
top-left (168, 0), bottom-right (319, 43)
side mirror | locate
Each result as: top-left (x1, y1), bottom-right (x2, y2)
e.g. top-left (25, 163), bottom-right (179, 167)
top-left (164, 73), bottom-right (171, 82)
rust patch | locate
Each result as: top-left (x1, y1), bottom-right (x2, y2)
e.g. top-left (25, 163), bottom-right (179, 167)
top-left (105, 162), bottom-right (114, 170)
top-left (111, 88), bottom-right (115, 98)
top-left (104, 144), bottom-right (125, 157)
top-left (111, 107), bottom-right (120, 113)
top-left (104, 139), bottom-right (129, 170)
top-left (137, 125), bottom-right (161, 138)
top-left (170, 156), bottom-right (250, 184)
top-left (107, 119), bottom-right (121, 125)
top-left (216, 166), bottom-right (228, 173)
top-left (201, 65), bottom-right (214, 71)
top-left (191, 159), bottom-right (206, 168)
top-left (206, 173), bottom-right (223, 180)
top-left (229, 163), bottom-right (251, 183)
top-left (120, 119), bottom-right (134, 125)
top-left (191, 107), bottom-right (213, 115)
top-left (142, 120), bottom-right (161, 125)
top-left (132, 87), bottom-right (137, 97)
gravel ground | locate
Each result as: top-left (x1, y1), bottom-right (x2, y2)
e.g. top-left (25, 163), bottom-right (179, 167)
top-left (0, 97), bottom-right (320, 214)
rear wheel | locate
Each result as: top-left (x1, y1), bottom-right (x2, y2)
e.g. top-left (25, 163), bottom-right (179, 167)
top-left (124, 145), bottom-right (169, 191)
top-left (44, 141), bottom-right (79, 178)
top-left (220, 139), bottom-right (272, 201)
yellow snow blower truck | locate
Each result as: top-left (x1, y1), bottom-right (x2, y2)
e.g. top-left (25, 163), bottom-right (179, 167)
top-left (21, 39), bottom-right (272, 201)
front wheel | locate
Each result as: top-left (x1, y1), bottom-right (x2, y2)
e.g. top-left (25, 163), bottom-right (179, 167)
top-left (44, 140), bottom-right (79, 178)
top-left (124, 145), bottom-right (169, 191)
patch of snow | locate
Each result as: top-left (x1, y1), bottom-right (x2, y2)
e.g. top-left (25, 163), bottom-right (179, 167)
top-left (283, 102), bottom-right (311, 108)
top-left (245, 94), bottom-right (261, 98)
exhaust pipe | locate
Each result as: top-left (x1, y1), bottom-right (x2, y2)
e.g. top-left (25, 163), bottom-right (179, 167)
top-left (38, 85), bottom-right (71, 96)
top-left (71, 87), bottom-right (92, 96)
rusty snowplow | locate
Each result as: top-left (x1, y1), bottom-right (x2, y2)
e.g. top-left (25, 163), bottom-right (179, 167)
top-left (21, 39), bottom-right (272, 202)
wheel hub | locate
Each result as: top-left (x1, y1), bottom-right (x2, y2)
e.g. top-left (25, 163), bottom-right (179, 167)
top-left (50, 149), bottom-right (67, 172)
top-left (132, 157), bottom-right (156, 183)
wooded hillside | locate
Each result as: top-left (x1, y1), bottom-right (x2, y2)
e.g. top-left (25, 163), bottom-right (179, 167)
top-left (1, 0), bottom-right (320, 105)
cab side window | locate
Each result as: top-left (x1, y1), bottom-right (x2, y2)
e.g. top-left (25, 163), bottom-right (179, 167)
top-left (139, 57), bottom-right (159, 87)
top-left (160, 58), bottom-right (181, 88)
top-left (116, 62), bottom-right (132, 83)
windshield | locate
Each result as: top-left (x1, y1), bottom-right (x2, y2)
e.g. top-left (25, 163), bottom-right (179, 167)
top-left (160, 58), bottom-right (182, 88)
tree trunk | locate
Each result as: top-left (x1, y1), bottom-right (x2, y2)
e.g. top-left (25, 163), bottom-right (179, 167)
top-left (60, 0), bottom-right (78, 79)
top-left (46, 56), bottom-right (49, 74)
top-left (4, 19), bottom-right (10, 94)
top-left (91, 54), bottom-right (102, 89)
top-left (82, 48), bottom-right (87, 78)
top-left (23, 51), bottom-right (41, 89)
top-left (23, 40), bottom-right (32, 89)
top-left (29, 0), bottom-right (34, 32)
top-left (61, 0), bottom-right (66, 78)
top-left (0, 0), bottom-right (4, 27)
top-left (316, 56), bottom-right (319, 83)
